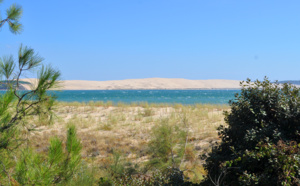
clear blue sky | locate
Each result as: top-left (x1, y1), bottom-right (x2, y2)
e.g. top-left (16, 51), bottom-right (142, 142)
top-left (1, 0), bottom-right (300, 81)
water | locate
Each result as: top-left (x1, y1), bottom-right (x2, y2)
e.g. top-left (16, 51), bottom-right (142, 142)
top-left (46, 89), bottom-right (240, 104)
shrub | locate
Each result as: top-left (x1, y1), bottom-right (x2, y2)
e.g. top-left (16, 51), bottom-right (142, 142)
top-left (100, 167), bottom-right (195, 186)
top-left (202, 78), bottom-right (300, 185)
top-left (228, 140), bottom-right (300, 185)
top-left (146, 118), bottom-right (187, 171)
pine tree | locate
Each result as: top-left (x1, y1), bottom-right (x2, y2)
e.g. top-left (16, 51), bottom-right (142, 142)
top-left (0, 0), bottom-right (23, 34)
top-left (14, 126), bottom-right (82, 185)
top-left (0, 1), bottom-right (83, 185)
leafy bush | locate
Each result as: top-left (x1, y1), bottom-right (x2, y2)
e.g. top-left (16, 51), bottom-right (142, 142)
top-left (228, 140), bottom-right (300, 185)
top-left (202, 78), bottom-right (300, 185)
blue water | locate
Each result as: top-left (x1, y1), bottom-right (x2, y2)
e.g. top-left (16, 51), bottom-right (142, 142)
top-left (45, 90), bottom-right (240, 104)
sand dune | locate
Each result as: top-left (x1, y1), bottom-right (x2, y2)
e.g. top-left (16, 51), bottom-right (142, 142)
top-left (21, 78), bottom-right (242, 90)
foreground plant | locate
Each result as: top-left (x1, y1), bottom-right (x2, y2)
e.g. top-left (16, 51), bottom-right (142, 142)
top-left (147, 118), bottom-right (187, 171)
top-left (14, 126), bottom-right (82, 185)
top-left (202, 77), bottom-right (300, 185)
top-left (0, 44), bottom-right (65, 185)
top-left (228, 140), bottom-right (300, 185)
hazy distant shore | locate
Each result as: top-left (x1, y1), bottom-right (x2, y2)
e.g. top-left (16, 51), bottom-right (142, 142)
top-left (21, 78), bottom-right (242, 90)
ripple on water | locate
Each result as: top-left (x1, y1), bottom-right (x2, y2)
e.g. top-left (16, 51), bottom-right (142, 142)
top-left (7, 90), bottom-right (240, 104)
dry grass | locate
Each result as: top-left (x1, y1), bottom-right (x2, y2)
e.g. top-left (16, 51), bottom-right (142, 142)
top-left (27, 102), bottom-right (229, 182)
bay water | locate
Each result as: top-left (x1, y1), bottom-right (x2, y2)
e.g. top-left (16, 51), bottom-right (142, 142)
top-left (0, 89), bottom-right (240, 104)
top-left (49, 89), bottom-right (240, 104)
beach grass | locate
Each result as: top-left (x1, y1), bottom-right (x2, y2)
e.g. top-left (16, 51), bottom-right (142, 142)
top-left (27, 101), bottom-right (229, 183)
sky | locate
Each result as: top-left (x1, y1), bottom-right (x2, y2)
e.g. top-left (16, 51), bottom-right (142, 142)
top-left (1, 0), bottom-right (300, 81)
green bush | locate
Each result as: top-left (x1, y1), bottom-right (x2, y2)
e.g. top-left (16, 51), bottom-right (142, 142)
top-left (100, 167), bottom-right (195, 186)
top-left (202, 78), bottom-right (300, 185)
top-left (228, 140), bottom-right (300, 185)
top-left (146, 118), bottom-right (187, 171)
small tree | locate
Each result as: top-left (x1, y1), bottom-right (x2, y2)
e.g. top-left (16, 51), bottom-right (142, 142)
top-left (14, 126), bottom-right (82, 185)
top-left (147, 118), bottom-right (187, 171)
top-left (202, 77), bottom-right (300, 185)
top-left (0, 7), bottom-right (63, 181)
top-left (0, 1), bottom-right (88, 185)
top-left (0, 44), bottom-right (62, 184)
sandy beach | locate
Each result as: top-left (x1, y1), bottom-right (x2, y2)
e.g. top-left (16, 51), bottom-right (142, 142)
top-left (21, 78), bottom-right (241, 90)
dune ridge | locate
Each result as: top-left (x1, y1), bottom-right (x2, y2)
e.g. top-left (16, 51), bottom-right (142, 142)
top-left (21, 78), bottom-right (242, 90)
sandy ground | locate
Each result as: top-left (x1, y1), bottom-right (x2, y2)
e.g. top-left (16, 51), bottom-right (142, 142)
top-left (21, 78), bottom-right (241, 90)
top-left (28, 103), bottom-right (228, 181)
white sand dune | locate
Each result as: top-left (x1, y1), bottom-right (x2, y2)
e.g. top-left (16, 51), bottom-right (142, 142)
top-left (21, 78), bottom-right (242, 90)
